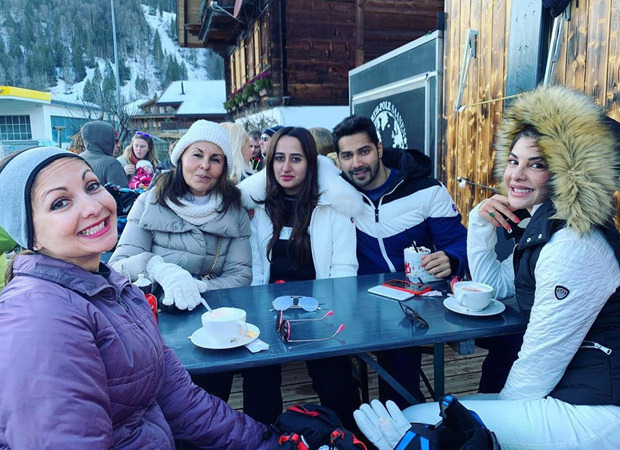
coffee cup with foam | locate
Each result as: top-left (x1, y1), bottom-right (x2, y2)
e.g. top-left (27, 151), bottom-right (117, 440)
top-left (453, 281), bottom-right (494, 311)
top-left (201, 307), bottom-right (248, 345)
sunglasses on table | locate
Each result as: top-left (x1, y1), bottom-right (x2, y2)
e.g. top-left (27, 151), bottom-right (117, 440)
top-left (135, 131), bottom-right (151, 139)
top-left (272, 295), bottom-right (319, 312)
top-left (276, 310), bottom-right (345, 343)
top-left (399, 302), bottom-right (429, 329)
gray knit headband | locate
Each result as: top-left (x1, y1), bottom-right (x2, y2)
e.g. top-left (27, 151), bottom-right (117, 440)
top-left (0, 147), bottom-right (82, 249)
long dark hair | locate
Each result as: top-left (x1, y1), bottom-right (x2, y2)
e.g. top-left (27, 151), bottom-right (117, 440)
top-left (154, 151), bottom-right (241, 213)
top-left (262, 127), bottom-right (319, 268)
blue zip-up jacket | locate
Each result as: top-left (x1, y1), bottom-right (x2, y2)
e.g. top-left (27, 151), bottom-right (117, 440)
top-left (348, 147), bottom-right (468, 276)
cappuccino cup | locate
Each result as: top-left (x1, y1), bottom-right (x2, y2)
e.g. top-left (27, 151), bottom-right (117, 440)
top-left (201, 307), bottom-right (248, 345)
top-left (453, 281), bottom-right (494, 311)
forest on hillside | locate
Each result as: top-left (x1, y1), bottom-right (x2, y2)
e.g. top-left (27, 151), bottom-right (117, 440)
top-left (0, 0), bottom-right (222, 107)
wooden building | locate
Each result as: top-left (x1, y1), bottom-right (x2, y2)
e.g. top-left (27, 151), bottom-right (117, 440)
top-left (127, 80), bottom-right (226, 137)
top-left (177, 0), bottom-right (444, 129)
top-left (442, 0), bottom-right (620, 220)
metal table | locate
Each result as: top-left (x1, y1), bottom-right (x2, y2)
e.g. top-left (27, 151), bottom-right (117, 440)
top-left (158, 273), bottom-right (527, 404)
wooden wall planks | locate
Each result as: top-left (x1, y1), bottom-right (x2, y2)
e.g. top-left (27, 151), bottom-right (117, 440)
top-left (283, 0), bottom-right (443, 106)
top-left (443, 0), bottom-right (620, 223)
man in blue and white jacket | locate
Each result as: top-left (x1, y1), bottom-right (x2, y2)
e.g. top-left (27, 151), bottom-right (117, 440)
top-left (333, 115), bottom-right (468, 405)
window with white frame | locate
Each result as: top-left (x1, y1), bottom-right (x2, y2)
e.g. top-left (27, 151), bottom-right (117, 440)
top-left (0, 115), bottom-right (32, 140)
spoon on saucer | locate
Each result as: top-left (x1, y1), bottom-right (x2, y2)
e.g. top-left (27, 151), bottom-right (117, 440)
top-left (199, 298), bottom-right (212, 311)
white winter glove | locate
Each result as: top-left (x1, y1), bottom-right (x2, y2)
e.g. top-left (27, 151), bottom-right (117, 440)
top-left (353, 400), bottom-right (411, 450)
top-left (146, 256), bottom-right (208, 311)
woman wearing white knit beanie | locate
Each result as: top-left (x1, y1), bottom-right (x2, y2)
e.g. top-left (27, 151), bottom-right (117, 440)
top-left (109, 119), bottom-right (253, 410)
top-left (109, 119), bottom-right (251, 310)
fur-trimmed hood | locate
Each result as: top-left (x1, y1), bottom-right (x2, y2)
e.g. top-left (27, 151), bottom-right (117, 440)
top-left (494, 85), bottom-right (619, 234)
top-left (238, 155), bottom-right (364, 218)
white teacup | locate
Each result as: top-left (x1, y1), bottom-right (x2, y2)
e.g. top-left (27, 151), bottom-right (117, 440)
top-left (201, 307), bottom-right (248, 345)
top-left (453, 281), bottom-right (494, 311)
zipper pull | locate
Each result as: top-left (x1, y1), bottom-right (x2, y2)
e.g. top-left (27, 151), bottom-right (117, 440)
top-left (593, 342), bottom-right (613, 355)
top-left (375, 207), bottom-right (379, 222)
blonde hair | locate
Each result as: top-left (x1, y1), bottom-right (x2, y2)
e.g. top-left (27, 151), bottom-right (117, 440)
top-left (309, 127), bottom-right (335, 156)
top-left (122, 134), bottom-right (159, 166)
top-left (69, 132), bottom-right (86, 154)
top-left (220, 122), bottom-right (251, 183)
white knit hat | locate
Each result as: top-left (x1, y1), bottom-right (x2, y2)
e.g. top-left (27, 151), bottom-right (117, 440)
top-left (171, 120), bottom-right (232, 174)
top-left (136, 159), bottom-right (153, 170)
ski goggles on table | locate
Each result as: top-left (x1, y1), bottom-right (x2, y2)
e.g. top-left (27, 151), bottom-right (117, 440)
top-left (275, 310), bottom-right (345, 343)
top-left (271, 295), bottom-right (319, 312)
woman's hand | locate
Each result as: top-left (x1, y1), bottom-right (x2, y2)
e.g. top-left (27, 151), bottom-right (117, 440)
top-left (477, 194), bottom-right (520, 233)
top-left (124, 164), bottom-right (136, 176)
top-left (146, 256), bottom-right (208, 310)
top-left (353, 400), bottom-right (411, 450)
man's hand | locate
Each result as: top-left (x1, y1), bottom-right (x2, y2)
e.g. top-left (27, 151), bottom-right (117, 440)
top-left (421, 251), bottom-right (451, 278)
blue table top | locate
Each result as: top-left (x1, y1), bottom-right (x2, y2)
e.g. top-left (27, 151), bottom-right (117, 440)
top-left (158, 273), bottom-right (527, 375)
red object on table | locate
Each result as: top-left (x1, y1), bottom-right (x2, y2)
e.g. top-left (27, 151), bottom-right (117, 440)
top-left (145, 293), bottom-right (158, 323)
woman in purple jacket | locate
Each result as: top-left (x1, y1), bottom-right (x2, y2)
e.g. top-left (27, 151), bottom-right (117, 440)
top-left (0, 147), bottom-right (278, 449)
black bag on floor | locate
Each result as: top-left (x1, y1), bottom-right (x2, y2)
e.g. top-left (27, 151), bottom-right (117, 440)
top-left (395, 395), bottom-right (500, 449)
top-left (274, 404), bottom-right (367, 450)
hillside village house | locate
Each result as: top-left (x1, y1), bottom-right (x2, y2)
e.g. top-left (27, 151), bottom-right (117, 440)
top-left (127, 80), bottom-right (226, 138)
top-left (176, 0), bottom-right (444, 129)
top-left (0, 86), bottom-right (99, 154)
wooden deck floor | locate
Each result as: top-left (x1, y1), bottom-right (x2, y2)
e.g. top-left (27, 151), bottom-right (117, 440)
top-left (228, 345), bottom-right (489, 411)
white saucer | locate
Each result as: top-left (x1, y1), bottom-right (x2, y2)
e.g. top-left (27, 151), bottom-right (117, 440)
top-left (190, 323), bottom-right (260, 349)
top-left (443, 297), bottom-right (506, 316)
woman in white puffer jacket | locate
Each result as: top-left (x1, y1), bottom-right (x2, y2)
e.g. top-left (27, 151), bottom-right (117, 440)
top-left (238, 126), bottom-right (364, 430)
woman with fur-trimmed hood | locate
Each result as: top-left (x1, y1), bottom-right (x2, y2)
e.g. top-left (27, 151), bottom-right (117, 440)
top-left (355, 86), bottom-right (620, 449)
top-left (237, 126), bottom-right (363, 430)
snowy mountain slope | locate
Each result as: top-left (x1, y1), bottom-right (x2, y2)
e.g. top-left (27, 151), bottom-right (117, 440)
top-left (47, 3), bottom-right (217, 107)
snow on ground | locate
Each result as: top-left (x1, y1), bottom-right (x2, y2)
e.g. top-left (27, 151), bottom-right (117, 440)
top-left (48, 4), bottom-right (209, 107)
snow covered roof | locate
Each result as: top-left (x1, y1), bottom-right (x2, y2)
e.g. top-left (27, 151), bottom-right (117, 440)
top-left (124, 97), bottom-right (154, 115)
top-left (158, 80), bottom-right (226, 115)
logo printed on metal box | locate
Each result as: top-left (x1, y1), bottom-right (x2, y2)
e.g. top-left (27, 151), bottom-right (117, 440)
top-left (371, 101), bottom-right (408, 149)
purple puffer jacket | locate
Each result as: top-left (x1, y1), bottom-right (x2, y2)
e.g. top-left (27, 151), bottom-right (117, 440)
top-left (0, 254), bottom-right (278, 449)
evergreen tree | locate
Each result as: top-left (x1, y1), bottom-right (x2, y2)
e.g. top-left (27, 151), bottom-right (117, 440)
top-left (92, 64), bottom-right (103, 87)
top-left (83, 79), bottom-right (97, 104)
top-left (153, 29), bottom-right (164, 66)
top-left (8, 33), bottom-right (23, 61)
top-left (118, 54), bottom-right (131, 83)
top-left (102, 61), bottom-right (117, 110)
top-left (181, 62), bottom-right (188, 80)
top-left (168, 17), bottom-right (175, 39)
top-left (53, 40), bottom-right (66, 68)
top-left (85, 43), bottom-right (96, 69)
top-left (72, 39), bottom-right (86, 82)
top-left (135, 76), bottom-right (149, 96)
top-left (205, 49), bottom-right (224, 79)
top-left (21, 16), bottom-right (35, 45)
